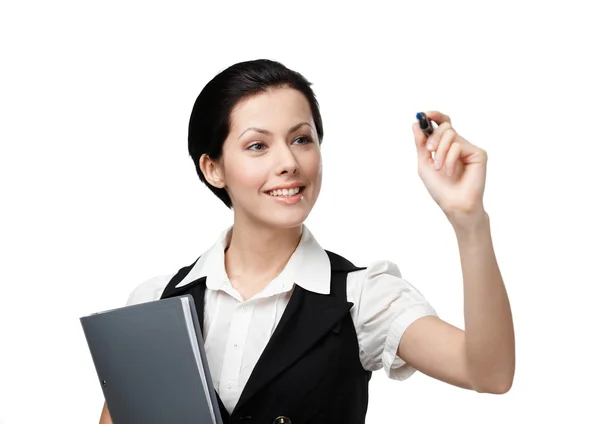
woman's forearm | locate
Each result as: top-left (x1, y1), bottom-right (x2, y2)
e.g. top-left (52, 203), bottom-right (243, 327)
top-left (452, 212), bottom-right (515, 393)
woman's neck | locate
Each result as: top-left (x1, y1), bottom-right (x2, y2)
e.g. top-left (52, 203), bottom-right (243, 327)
top-left (224, 218), bottom-right (302, 295)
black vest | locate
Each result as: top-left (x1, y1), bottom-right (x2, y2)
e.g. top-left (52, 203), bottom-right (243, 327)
top-left (160, 250), bottom-right (372, 424)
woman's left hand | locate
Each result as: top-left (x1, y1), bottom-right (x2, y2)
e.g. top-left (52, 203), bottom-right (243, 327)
top-left (412, 111), bottom-right (488, 226)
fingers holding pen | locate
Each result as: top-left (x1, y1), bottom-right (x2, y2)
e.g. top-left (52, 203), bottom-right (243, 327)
top-left (425, 110), bottom-right (452, 126)
top-left (415, 111), bottom-right (477, 177)
top-left (426, 122), bottom-right (456, 170)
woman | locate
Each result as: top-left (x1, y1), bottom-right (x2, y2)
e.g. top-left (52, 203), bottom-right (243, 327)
top-left (99, 59), bottom-right (515, 424)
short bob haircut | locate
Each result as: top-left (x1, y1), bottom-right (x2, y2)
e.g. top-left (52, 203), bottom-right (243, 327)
top-left (188, 59), bottom-right (324, 209)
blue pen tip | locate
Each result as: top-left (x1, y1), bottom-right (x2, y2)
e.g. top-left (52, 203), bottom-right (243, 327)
top-left (416, 112), bottom-right (423, 119)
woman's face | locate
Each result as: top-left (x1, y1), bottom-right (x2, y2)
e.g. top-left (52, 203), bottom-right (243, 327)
top-left (212, 87), bottom-right (322, 229)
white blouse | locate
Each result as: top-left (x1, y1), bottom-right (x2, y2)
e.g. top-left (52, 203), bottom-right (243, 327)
top-left (126, 224), bottom-right (437, 415)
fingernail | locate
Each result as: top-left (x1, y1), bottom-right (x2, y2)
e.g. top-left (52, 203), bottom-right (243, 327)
top-left (434, 160), bottom-right (441, 170)
top-left (427, 142), bottom-right (434, 150)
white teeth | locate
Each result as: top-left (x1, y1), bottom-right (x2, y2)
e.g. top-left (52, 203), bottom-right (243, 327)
top-left (269, 186), bottom-right (301, 197)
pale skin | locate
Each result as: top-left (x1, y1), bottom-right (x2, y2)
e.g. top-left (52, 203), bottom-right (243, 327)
top-left (399, 112), bottom-right (515, 394)
top-left (99, 90), bottom-right (514, 423)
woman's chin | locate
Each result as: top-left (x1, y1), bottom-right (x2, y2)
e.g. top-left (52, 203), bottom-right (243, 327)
top-left (235, 195), bottom-right (315, 228)
top-left (259, 206), bottom-right (312, 229)
top-left (269, 212), bottom-right (310, 228)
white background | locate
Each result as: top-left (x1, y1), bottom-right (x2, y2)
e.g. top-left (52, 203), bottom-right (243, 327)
top-left (1, 1), bottom-right (599, 423)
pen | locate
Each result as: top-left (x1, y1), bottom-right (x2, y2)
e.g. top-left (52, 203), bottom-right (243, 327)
top-left (416, 112), bottom-right (434, 137)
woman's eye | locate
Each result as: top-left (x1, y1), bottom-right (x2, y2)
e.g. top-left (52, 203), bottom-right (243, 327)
top-left (248, 137), bottom-right (311, 151)
top-left (293, 136), bottom-right (311, 145)
top-left (248, 142), bottom-right (266, 151)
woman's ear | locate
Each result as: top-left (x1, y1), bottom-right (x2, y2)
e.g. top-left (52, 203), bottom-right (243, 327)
top-left (199, 154), bottom-right (225, 188)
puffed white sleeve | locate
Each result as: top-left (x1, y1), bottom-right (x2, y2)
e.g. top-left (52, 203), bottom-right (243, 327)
top-left (125, 274), bottom-right (174, 306)
top-left (348, 260), bottom-right (437, 381)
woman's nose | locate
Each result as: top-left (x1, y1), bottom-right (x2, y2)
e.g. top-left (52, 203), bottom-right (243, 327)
top-left (276, 147), bottom-right (299, 175)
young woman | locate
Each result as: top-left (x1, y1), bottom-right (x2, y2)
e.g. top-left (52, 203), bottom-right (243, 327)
top-left (99, 59), bottom-right (515, 424)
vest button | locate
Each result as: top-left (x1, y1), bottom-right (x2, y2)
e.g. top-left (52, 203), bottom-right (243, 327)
top-left (273, 416), bottom-right (291, 424)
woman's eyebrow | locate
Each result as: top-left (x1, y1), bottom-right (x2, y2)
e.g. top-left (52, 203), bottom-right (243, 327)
top-left (238, 122), bottom-right (312, 140)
